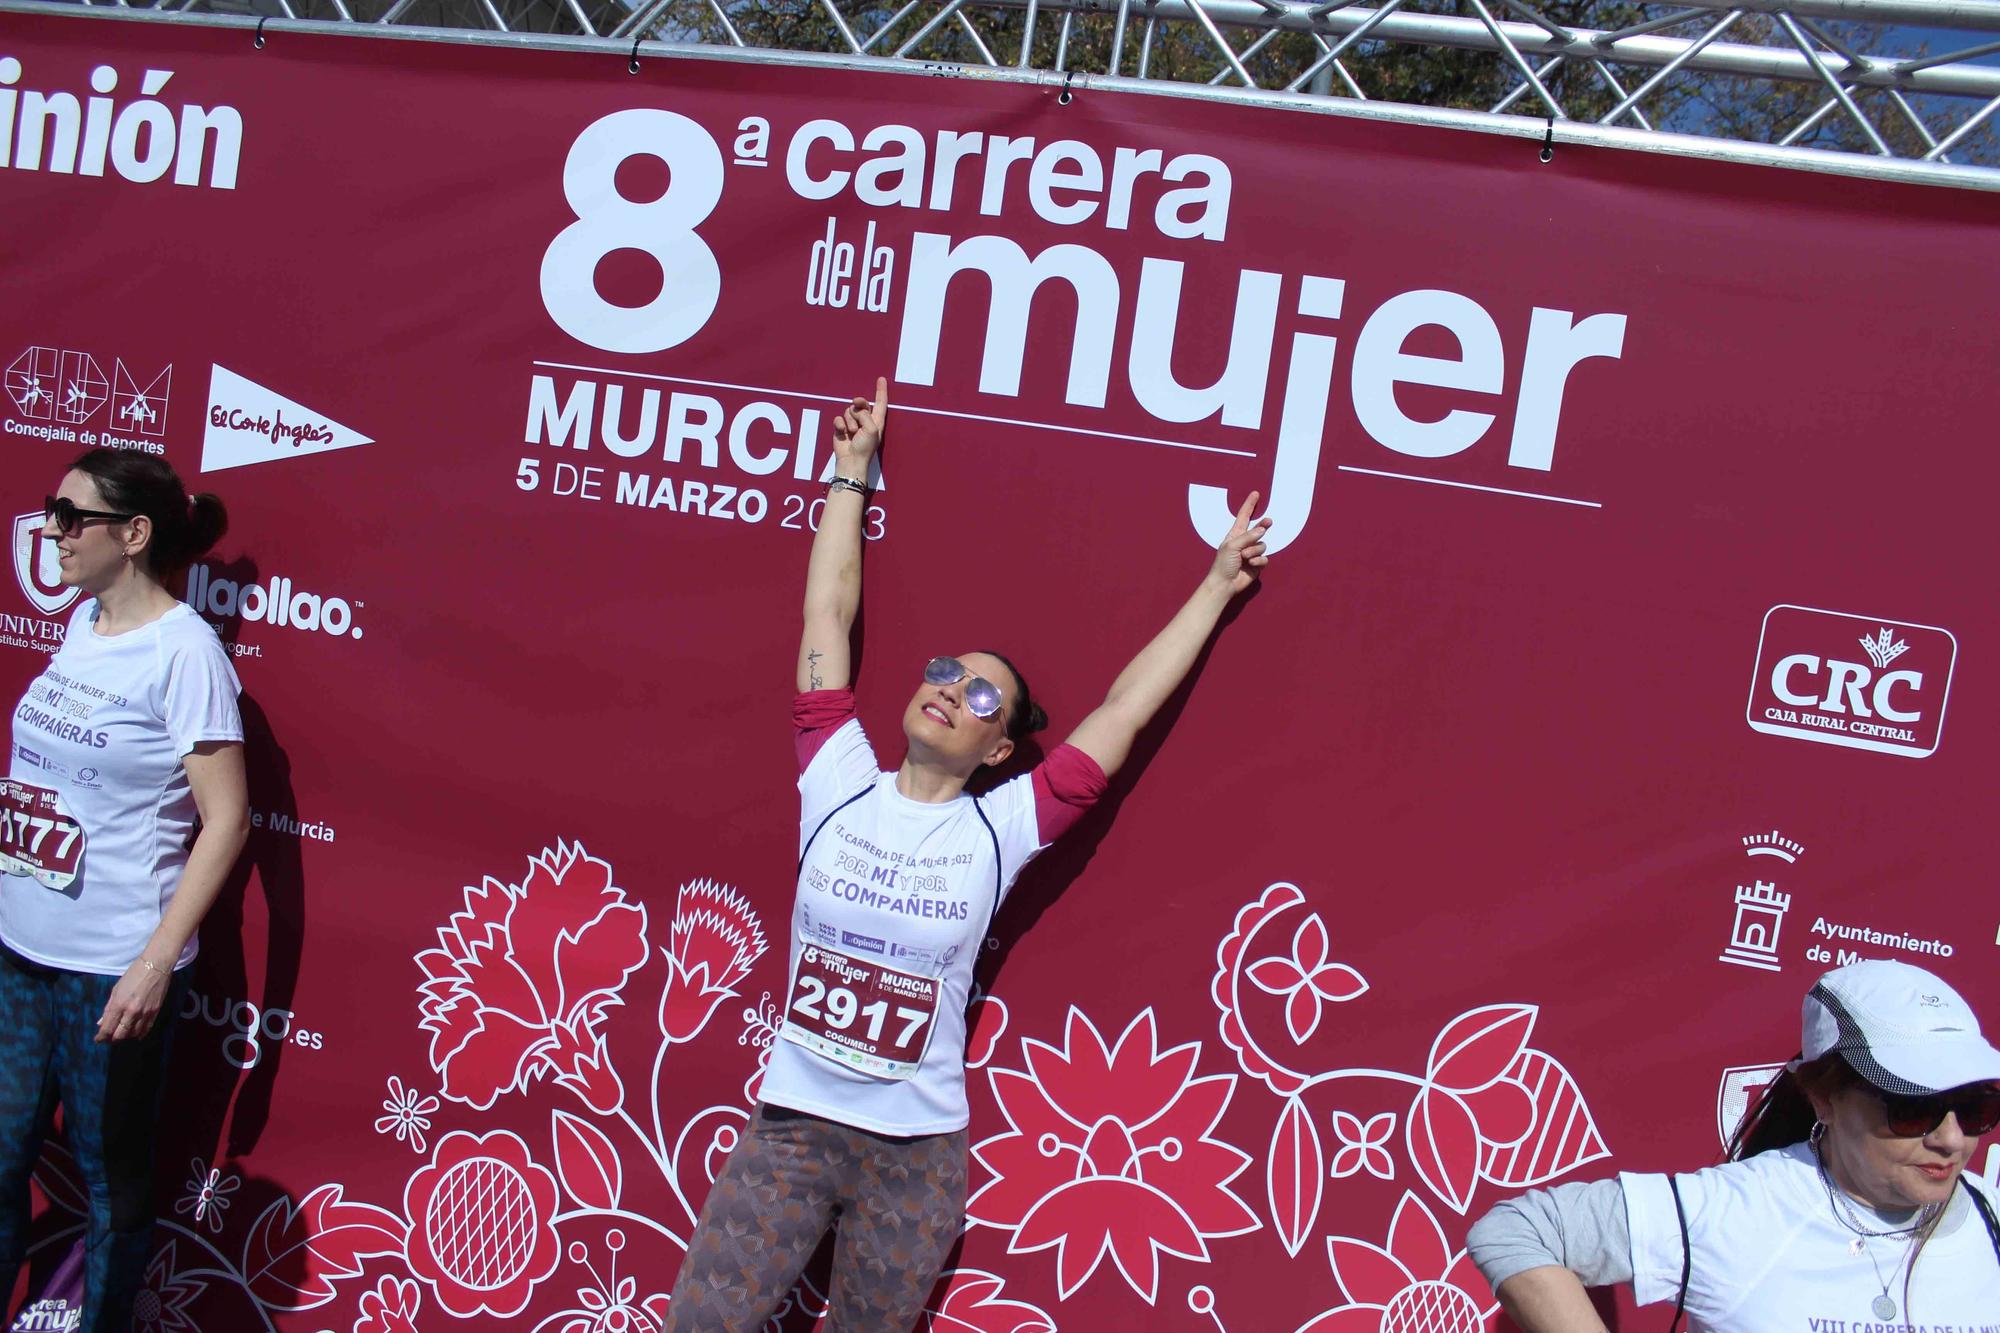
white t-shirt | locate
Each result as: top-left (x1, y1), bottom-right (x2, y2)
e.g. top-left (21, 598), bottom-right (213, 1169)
top-left (1623, 1145), bottom-right (2000, 1329)
top-left (3, 600), bottom-right (243, 975)
top-left (760, 704), bottom-right (1097, 1137)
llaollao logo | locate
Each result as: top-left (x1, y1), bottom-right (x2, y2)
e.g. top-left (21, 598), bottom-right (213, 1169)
top-left (186, 563), bottom-right (364, 639)
top-left (11, 511), bottom-right (79, 616)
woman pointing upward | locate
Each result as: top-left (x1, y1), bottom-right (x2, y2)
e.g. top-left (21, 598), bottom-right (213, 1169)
top-left (663, 378), bottom-right (1273, 1330)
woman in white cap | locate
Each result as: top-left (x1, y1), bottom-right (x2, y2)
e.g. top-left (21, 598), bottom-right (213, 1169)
top-left (1467, 959), bottom-right (2000, 1329)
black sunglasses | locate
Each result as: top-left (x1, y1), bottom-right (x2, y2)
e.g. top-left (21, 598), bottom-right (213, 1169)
top-left (44, 495), bottom-right (137, 538)
top-left (1874, 1084), bottom-right (2000, 1138)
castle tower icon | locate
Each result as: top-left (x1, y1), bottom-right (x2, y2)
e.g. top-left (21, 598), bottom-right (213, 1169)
top-left (1719, 881), bottom-right (1791, 972)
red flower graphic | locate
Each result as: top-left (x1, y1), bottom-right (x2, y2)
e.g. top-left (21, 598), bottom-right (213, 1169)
top-left (1409, 1006), bottom-right (1540, 1214)
top-left (923, 1268), bottom-right (1055, 1332)
top-left (554, 1228), bottom-right (669, 1333)
top-left (1480, 1049), bottom-right (1611, 1187)
top-left (1298, 1192), bottom-right (1497, 1333)
top-left (557, 1277), bottom-right (668, 1333)
top-left (549, 1018), bottom-right (625, 1114)
top-left (1245, 912), bottom-right (1367, 1044)
top-left (134, 1241), bottom-right (202, 1333)
top-left (969, 1008), bottom-right (1258, 1303)
top-left (241, 1183), bottom-right (407, 1311)
top-left (1331, 1111), bottom-right (1397, 1181)
top-left (355, 1276), bottom-right (422, 1333)
top-left (1212, 882), bottom-right (1313, 1095)
top-left (658, 878), bottom-right (767, 1045)
top-left (403, 1129), bottom-right (561, 1319)
top-left (965, 992), bottom-right (1009, 1070)
top-left (418, 842), bottom-right (648, 1110)
top-left (559, 1293), bottom-right (669, 1333)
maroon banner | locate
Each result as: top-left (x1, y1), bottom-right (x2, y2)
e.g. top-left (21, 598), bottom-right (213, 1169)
top-left (4, 9), bottom-right (1999, 1331)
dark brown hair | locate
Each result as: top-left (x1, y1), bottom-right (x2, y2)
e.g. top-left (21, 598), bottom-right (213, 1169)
top-left (976, 649), bottom-right (1048, 742)
top-left (68, 449), bottom-right (226, 578)
top-left (1725, 1052), bottom-right (1854, 1161)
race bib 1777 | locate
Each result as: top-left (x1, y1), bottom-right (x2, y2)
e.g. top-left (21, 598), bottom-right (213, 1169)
top-left (0, 779), bottom-right (85, 891)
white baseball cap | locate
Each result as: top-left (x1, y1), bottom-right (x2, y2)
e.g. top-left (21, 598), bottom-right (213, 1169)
top-left (1797, 959), bottom-right (2000, 1096)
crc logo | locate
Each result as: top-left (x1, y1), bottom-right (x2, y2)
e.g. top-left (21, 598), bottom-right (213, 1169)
top-left (11, 511), bottom-right (80, 616)
top-left (1746, 605), bottom-right (1956, 759)
top-left (4, 345), bottom-right (169, 436)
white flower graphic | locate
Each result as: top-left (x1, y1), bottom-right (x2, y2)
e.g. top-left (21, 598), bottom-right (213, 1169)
top-left (1244, 914), bottom-right (1367, 1044)
top-left (375, 1075), bottom-right (441, 1154)
top-left (172, 1158), bottom-right (239, 1234)
top-left (1330, 1111), bottom-right (1397, 1181)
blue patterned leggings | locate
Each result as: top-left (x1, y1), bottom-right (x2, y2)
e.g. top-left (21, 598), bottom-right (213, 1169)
top-left (0, 941), bottom-right (187, 1333)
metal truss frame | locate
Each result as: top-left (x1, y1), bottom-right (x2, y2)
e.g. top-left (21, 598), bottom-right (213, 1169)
top-left (9, 0), bottom-right (2000, 189)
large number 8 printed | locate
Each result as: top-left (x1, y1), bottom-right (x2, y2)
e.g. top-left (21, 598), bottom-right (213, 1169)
top-left (539, 109), bottom-right (724, 354)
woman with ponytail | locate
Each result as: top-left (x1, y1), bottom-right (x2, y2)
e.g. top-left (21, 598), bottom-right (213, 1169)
top-left (1466, 960), bottom-right (2000, 1329)
top-left (0, 449), bottom-right (248, 1331)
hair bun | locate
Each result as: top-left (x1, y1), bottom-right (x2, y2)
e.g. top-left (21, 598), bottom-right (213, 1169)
top-left (184, 493), bottom-right (229, 560)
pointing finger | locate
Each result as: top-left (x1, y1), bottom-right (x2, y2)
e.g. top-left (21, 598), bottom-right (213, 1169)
top-left (872, 376), bottom-right (890, 419)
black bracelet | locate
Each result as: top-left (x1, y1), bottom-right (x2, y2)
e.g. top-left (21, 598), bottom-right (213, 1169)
top-left (826, 475), bottom-right (874, 499)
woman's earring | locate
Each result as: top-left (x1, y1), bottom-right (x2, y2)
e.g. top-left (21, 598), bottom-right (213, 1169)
top-left (1809, 1120), bottom-right (1826, 1146)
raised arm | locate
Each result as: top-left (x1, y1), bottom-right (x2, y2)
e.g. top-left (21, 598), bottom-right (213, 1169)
top-left (796, 378), bottom-right (887, 694)
top-left (1063, 492), bottom-right (1271, 778)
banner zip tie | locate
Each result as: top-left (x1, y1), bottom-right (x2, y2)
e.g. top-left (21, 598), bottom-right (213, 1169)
top-left (1540, 115), bottom-right (1555, 163)
top-left (1059, 70), bottom-right (1076, 105)
top-left (254, 16), bottom-right (269, 48)
top-left (629, 36), bottom-right (643, 74)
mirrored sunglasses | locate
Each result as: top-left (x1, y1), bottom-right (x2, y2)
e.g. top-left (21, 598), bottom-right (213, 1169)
top-left (923, 657), bottom-right (1005, 721)
top-left (44, 495), bottom-right (136, 538)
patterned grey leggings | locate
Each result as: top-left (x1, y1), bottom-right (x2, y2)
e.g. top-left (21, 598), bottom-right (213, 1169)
top-left (663, 1104), bottom-right (967, 1333)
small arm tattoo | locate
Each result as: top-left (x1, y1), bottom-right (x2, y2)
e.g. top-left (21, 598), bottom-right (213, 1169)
top-left (806, 648), bottom-right (824, 690)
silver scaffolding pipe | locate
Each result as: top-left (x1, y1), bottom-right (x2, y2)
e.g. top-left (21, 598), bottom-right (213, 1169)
top-left (980, 0), bottom-right (2000, 97)
top-left (6, 0), bottom-right (2000, 191)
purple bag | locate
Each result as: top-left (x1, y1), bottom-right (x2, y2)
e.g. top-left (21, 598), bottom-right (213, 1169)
top-left (8, 1237), bottom-right (83, 1333)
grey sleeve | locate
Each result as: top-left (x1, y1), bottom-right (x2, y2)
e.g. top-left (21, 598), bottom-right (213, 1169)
top-left (1466, 1178), bottom-right (1637, 1291)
